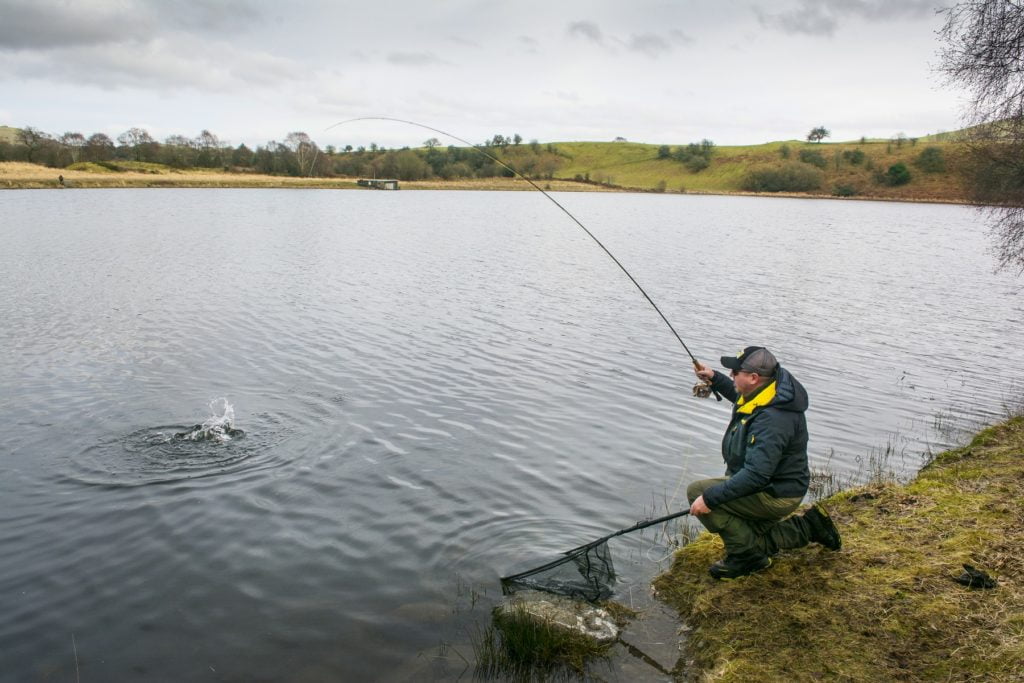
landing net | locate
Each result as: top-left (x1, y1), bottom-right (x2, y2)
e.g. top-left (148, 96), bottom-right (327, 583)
top-left (500, 509), bottom-right (690, 603)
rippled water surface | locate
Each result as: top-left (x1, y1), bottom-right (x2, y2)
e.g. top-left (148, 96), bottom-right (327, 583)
top-left (1, 189), bottom-right (1021, 680)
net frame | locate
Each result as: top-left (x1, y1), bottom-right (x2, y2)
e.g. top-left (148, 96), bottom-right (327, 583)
top-left (500, 509), bottom-right (690, 602)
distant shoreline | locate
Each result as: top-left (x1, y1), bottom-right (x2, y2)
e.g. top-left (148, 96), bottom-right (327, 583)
top-left (0, 161), bottom-right (969, 206)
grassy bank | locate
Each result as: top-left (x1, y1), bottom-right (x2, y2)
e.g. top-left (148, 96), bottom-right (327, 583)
top-left (0, 161), bottom-right (611, 192)
top-left (653, 416), bottom-right (1024, 681)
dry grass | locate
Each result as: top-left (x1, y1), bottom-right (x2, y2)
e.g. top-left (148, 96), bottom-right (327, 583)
top-left (0, 162), bottom-right (366, 189)
top-left (653, 417), bottom-right (1024, 681)
top-left (1, 154), bottom-right (962, 203)
top-left (0, 162), bottom-right (618, 192)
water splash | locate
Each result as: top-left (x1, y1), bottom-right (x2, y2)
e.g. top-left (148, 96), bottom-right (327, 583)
top-left (175, 398), bottom-right (244, 443)
top-left (61, 399), bottom-right (290, 488)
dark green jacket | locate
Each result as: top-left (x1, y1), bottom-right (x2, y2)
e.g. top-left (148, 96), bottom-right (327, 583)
top-left (702, 366), bottom-right (810, 508)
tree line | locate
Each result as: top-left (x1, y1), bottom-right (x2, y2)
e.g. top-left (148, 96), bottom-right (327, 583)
top-left (0, 126), bottom-right (566, 181)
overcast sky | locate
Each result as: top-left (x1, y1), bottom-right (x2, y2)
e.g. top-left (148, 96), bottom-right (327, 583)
top-left (0, 0), bottom-right (967, 150)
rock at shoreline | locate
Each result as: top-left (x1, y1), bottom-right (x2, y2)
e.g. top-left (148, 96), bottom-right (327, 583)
top-left (496, 590), bottom-right (619, 644)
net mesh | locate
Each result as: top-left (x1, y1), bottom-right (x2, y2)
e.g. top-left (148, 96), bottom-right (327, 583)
top-left (500, 541), bottom-right (616, 602)
top-left (499, 509), bottom-right (690, 603)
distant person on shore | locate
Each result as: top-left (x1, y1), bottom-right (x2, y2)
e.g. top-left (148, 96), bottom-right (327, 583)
top-left (58, 174), bottom-right (64, 187)
top-left (689, 346), bottom-right (841, 580)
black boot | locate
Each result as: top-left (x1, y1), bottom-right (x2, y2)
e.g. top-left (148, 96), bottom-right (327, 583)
top-left (803, 503), bottom-right (842, 550)
top-left (708, 553), bottom-right (772, 580)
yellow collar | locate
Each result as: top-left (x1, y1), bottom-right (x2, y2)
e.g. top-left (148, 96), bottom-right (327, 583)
top-left (736, 380), bottom-right (777, 414)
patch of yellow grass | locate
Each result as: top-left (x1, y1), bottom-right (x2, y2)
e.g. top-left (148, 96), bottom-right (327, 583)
top-left (0, 162), bottom-right (614, 192)
top-left (0, 162), bottom-right (363, 189)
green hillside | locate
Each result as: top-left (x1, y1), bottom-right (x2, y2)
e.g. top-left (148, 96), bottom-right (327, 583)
top-left (549, 137), bottom-right (966, 201)
top-left (0, 126), bottom-right (21, 143)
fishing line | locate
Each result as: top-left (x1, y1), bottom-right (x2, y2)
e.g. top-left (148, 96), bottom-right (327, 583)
top-left (320, 116), bottom-right (713, 379)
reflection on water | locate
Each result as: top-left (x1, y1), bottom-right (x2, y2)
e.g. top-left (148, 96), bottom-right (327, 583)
top-left (0, 189), bottom-right (1021, 680)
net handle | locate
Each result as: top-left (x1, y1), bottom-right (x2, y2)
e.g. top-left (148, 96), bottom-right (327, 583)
top-left (567, 508), bottom-right (692, 553)
top-left (500, 509), bottom-right (691, 582)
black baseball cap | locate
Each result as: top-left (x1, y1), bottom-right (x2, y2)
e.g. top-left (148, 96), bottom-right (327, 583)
top-left (721, 346), bottom-right (778, 376)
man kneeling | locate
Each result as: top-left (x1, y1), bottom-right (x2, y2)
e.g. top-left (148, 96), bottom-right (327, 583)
top-left (690, 346), bottom-right (841, 580)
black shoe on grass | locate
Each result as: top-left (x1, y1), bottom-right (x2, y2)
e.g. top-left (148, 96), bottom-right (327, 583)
top-left (708, 554), bottom-right (772, 580)
top-left (804, 503), bottom-right (842, 550)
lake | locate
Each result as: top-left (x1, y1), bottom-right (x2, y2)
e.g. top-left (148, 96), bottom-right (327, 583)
top-left (1, 188), bottom-right (1021, 680)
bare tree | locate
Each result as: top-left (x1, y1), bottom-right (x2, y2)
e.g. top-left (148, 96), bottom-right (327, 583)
top-left (85, 133), bottom-right (114, 161)
top-left (17, 126), bottom-right (51, 163)
top-left (285, 131), bottom-right (318, 176)
top-left (939, 0), bottom-right (1024, 271)
top-left (195, 129), bottom-right (220, 149)
top-left (59, 132), bottom-right (86, 163)
top-left (117, 127), bottom-right (155, 161)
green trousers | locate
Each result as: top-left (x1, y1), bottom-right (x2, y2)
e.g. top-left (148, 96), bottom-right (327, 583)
top-left (687, 477), bottom-right (810, 559)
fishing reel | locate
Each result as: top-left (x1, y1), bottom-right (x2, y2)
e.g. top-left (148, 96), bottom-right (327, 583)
top-left (692, 379), bottom-right (714, 399)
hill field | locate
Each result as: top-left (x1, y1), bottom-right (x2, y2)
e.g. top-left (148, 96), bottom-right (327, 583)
top-left (0, 126), bottom-right (21, 144)
top-left (552, 137), bottom-right (967, 202)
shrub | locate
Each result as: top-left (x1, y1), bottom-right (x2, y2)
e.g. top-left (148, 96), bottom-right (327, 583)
top-left (798, 148), bottom-right (827, 168)
top-left (915, 146), bottom-right (946, 173)
top-left (742, 163), bottom-right (824, 192)
top-left (779, 144), bottom-right (791, 159)
top-left (842, 149), bottom-right (866, 165)
top-left (685, 156), bottom-right (709, 172)
top-left (657, 145), bottom-right (671, 159)
top-left (882, 162), bottom-right (912, 186)
top-left (832, 184), bottom-right (858, 197)
top-left (672, 139), bottom-right (714, 172)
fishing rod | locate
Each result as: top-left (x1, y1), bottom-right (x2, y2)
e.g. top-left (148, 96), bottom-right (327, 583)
top-left (320, 117), bottom-right (719, 398)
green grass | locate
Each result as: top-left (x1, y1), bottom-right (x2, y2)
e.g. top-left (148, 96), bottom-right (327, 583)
top-left (0, 125), bottom-right (21, 144)
top-left (653, 416), bottom-right (1024, 681)
top-left (550, 138), bottom-right (968, 201)
top-left (65, 162), bottom-right (117, 173)
top-left (473, 603), bottom-right (615, 678)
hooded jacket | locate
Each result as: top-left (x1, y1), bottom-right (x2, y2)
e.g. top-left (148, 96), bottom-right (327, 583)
top-left (701, 366), bottom-right (810, 508)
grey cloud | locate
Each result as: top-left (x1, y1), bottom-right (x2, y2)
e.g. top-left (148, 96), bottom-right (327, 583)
top-left (756, 0), bottom-right (936, 37)
top-left (567, 21), bottom-right (604, 45)
top-left (669, 29), bottom-right (695, 46)
top-left (628, 33), bottom-right (671, 58)
top-left (518, 35), bottom-right (538, 54)
top-left (570, 21), bottom-right (691, 58)
top-left (756, 6), bottom-right (837, 36)
top-left (6, 35), bottom-right (305, 93)
top-left (387, 51), bottom-right (444, 66)
top-left (161, 0), bottom-right (261, 32)
top-left (0, 0), bottom-right (262, 50)
top-left (447, 36), bottom-right (480, 48)
top-left (0, 1), bottom-right (154, 49)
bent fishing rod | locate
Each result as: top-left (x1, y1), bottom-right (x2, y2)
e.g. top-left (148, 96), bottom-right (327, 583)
top-left (321, 117), bottom-right (719, 399)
